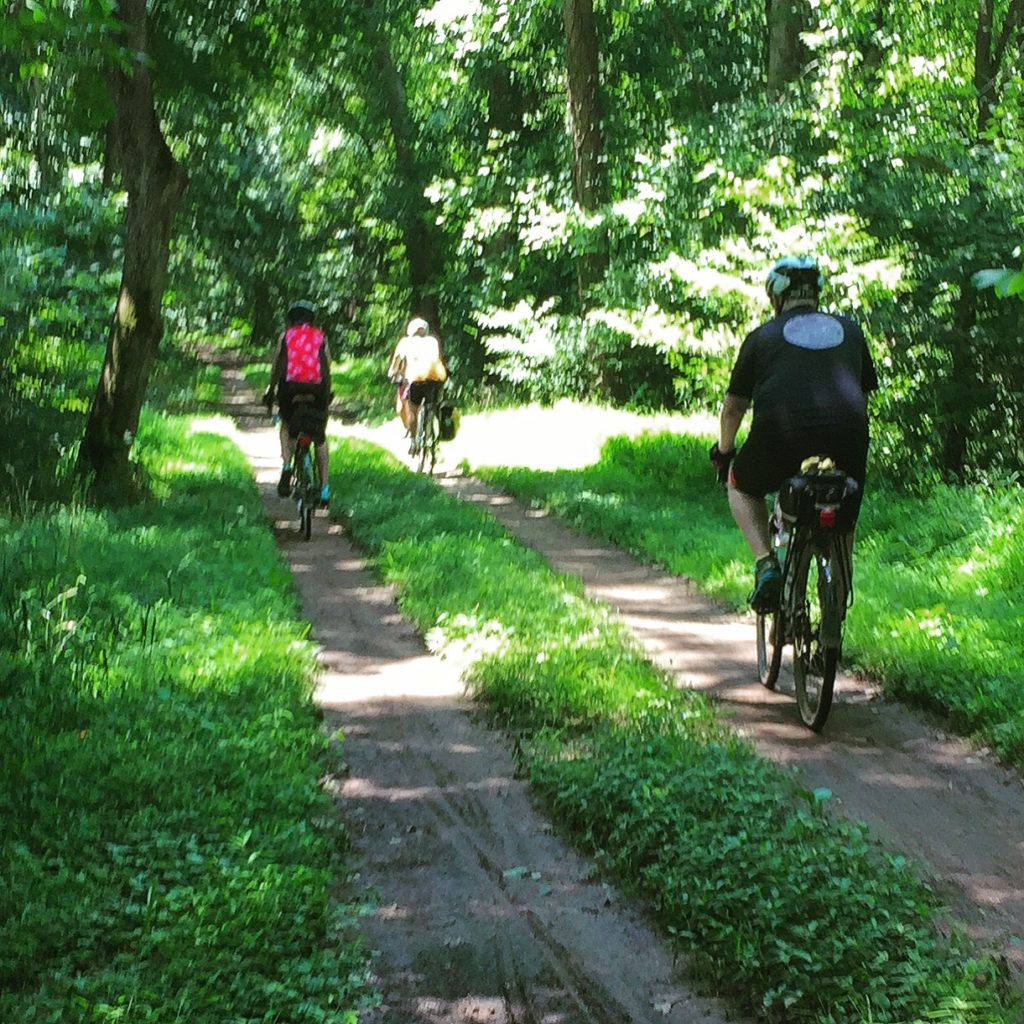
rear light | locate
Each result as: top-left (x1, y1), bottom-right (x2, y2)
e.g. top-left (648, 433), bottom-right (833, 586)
top-left (819, 507), bottom-right (837, 529)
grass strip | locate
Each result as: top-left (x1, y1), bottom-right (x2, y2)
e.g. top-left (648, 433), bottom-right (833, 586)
top-left (0, 413), bottom-right (373, 1024)
top-left (330, 437), bottom-right (1016, 1024)
top-left (473, 431), bottom-right (1024, 769)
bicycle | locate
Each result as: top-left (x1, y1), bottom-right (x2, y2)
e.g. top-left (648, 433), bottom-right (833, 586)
top-left (290, 429), bottom-right (320, 540)
top-left (273, 398), bottom-right (323, 541)
top-left (756, 457), bottom-right (858, 731)
top-left (410, 389), bottom-right (441, 475)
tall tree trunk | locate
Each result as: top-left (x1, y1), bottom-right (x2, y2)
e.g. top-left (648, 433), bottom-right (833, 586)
top-left (563, 0), bottom-right (609, 301)
top-left (77, 0), bottom-right (187, 495)
top-left (563, 0), bottom-right (613, 396)
top-left (940, 0), bottom-right (1022, 477)
top-left (766, 0), bottom-right (809, 96)
top-left (372, 35), bottom-right (442, 337)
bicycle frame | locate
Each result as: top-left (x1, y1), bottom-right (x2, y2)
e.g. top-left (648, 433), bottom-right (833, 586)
top-left (292, 433), bottom-right (320, 540)
top-left (757, 467), bottom-right (857, 731)
top-left (412, 394), bottom-right (441, 474)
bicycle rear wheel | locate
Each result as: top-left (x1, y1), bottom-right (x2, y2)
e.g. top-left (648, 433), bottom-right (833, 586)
top-left (756, 608), bottom-right (783, 689)
top-left (417, 407), bottom-right (437, 474)
top-left (294, 443), bottom-right (316, 540)
top-left (791, 539), bottom-right (841, 731)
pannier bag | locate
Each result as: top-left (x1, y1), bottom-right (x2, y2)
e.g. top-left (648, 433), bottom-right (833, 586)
top-left (438, 403), bottom-right (460, 441)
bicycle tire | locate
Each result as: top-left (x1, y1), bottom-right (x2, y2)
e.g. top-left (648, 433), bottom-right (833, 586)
top-left (294, 443), bottom-right (316, 540)
top-left (791, 538), bottom-right (840, 731)
top-left (417, 406), bottom-right (437, 474)
top-left (756, 608), bottom-right (783, 689)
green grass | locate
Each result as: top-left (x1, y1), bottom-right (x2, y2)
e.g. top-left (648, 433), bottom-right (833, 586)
top-left (329, 437), bottom-right (1017, 1024)
top-left (0, 414), bottom-right (374, 1023)
top-left (473, 431), bottom-right (1024, 768)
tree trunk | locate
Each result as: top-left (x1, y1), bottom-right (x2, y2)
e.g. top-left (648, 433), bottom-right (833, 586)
top-left (939, 0), bottom-right (1020, 478)
top-left (77, 0), bottom-right (187, 496)
top-left (372, 36), bottom-right (442, 336)
top-left (563, 0), bottom-right (609, 301)
top-left (766, 0), bottom-right (809, 96)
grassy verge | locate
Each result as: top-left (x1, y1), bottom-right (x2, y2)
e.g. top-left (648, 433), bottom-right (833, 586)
top-left (473, 431), bottom-right (1024, 768)
top-left (330, 437), bottom-right (1016, 1024)
top-left (0, 414), bottom-right (374, 1023)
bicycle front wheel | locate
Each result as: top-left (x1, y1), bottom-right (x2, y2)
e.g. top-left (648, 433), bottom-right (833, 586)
top-left (756, 608), bottom-right (783, 689)
top-left (791, 539), bottom-right (842, 731)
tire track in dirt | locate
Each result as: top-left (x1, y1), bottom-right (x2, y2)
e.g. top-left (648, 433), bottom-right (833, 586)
top-left (439, 474), bottom-right (1024, 982)
top-left (209, 364), bottom-right (736, 1024)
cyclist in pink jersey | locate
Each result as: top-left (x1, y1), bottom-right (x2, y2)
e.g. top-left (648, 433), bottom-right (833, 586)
top-left (263, 300), bottom-right (332, 503)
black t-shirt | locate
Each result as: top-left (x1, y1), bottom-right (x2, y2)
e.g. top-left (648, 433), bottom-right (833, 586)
top-left (727, 308), bottom-right (878, 435)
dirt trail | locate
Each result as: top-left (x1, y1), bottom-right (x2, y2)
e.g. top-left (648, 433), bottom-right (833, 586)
top-left (213, 358), bottom-right (1023, 1021)
top-left (213, 362), bottom-right (735, 1024)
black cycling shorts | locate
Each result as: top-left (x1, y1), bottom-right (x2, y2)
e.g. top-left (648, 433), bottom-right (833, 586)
top-left (278, 382), bottom-right (328, 443)
top-left (731, 425), bottom-right (869, 526)
top-left (406, 380), bottom-right (443, 407)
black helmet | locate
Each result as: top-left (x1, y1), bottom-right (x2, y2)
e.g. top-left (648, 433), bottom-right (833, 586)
top-left (287, 299), bottom-right (316, 322)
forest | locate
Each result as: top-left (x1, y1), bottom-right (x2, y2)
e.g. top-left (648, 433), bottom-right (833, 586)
top-left (2, 1), bottom-right (1024, 1023)
top-left (3, 0), bottom-right (1022, 495)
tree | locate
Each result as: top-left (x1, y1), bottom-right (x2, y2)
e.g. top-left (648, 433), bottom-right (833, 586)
top-left (77, 0), bottom-right (187, 493)
top-left (563, 0), bottom-right (609, 299)
top-left (766, 0), bottom-right (810, 96)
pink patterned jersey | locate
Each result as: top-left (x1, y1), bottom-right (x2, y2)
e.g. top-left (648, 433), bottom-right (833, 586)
top-left (284, 325), bottom-right (325, 383)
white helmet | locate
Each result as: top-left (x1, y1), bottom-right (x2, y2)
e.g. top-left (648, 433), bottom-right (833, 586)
top-left (765, 256), bottom-right (824, 298)
top-left (406, 317), bottom-right (429, 336)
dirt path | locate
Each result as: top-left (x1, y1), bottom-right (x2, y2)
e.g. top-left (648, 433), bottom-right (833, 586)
top-left (214, 359), bottom-right (1023, 1021)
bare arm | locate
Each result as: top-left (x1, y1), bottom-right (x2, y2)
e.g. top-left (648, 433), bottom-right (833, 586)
top-left (719, 393), bottom-right (750, 453)
top-left (320, 340), bottom-right (332, 393)
top-left (386, 342), bottom-right (405, 379)
top-left (268, 334), bottom-right (285, 391)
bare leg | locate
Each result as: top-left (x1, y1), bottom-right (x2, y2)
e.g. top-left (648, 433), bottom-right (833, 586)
top-left (315, 441), bottom-right (329, 486)
top-left (279, 421), bottom-right (294, 467)
top-left (396, 388), bottom-right (416, 433)
top-left (401, 398), bottom-right (416, 433)
top-left (727, 481), bottom-right (771, 560)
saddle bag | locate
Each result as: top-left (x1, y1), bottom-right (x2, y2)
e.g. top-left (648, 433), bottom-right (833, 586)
top-left (438, 403), bottom-right (460, 441)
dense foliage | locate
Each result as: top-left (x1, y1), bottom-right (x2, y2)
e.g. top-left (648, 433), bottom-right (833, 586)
top-left (3, 0), bottom-right (1022, 485)
top-left (0, 414), bottom-right (373, 1022)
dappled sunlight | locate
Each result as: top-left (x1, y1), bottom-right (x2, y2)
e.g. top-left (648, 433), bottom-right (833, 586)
top-left (317, 657), bottom-right (465, 703)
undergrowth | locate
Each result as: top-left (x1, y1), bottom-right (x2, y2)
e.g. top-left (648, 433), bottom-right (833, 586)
top-left (474, 432), bottom-right (1024, 768)
top-left (330, 437), bottom-right (1017, 1024)
top-left (0, 414), bottom-right (373, 1023)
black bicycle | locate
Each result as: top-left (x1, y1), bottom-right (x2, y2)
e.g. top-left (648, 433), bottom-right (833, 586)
top-left (290, 429), bottom-right (320, 540)
top-left (275, 398), bottom-right (324, 541)
top-left (756, 457), bottom-right (858, 731)
top-left (410, 390), bottom-right (441, 475)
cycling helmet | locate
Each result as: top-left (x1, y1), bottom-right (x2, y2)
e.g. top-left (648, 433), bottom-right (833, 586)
top-left (287, 299), bottom-right (316, 320)
top-left (406, 316), bottom-right (430, 336)
top-left (765, 256), bottom-right (824, 299)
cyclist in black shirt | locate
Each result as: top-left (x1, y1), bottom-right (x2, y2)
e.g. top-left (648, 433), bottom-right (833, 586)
top-left (710, 256), bottom-right (878, 611)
